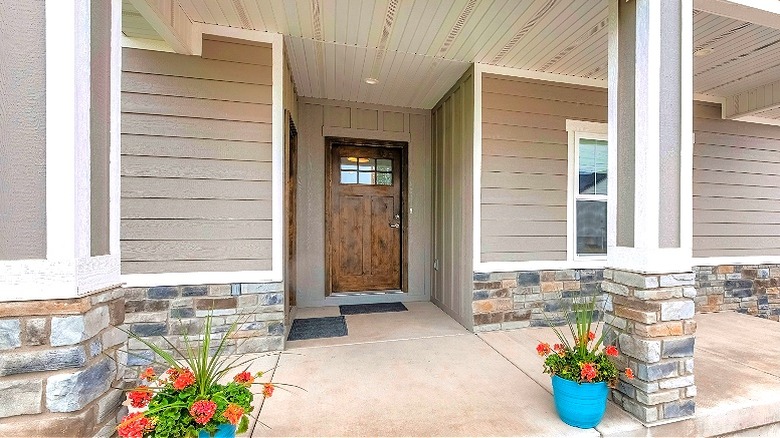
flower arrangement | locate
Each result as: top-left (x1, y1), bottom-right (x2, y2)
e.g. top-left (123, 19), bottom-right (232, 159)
top-left (535, 296), bottom-right (634, 386)
top-left (116, 314), bottom-right (296, 438)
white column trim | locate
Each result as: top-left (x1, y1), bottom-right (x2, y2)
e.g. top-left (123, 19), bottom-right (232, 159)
top-left (271, 32), bottom-right (285, 283)
top-left (607, 0), bottom-right (619, 251)
top-left (472, 63), bottom-right (484, 269)
top-left (680, 0), bottom-right (694, 259)
top-left (110, 0), bottom-right (122, 257)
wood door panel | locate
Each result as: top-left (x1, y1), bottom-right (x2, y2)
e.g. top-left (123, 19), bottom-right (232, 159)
top-left (329, 143), bottom-right (403, 292)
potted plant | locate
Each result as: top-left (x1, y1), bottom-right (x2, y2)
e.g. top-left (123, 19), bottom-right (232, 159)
top-left (116, 314), bottom-right (296, 438)
top-left (535, 296), bottom-right (634, 428)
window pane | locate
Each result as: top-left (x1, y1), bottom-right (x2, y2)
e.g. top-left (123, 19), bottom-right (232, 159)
top-left (577, 200), bottom-right (607, 255)
top-left (358, 158), bottom-right (376, 171)
top-left (340, 157), bottom-right (358, 171)
top-left (377, 172), bottom-right (392, 185)
top-left (578, 139), bottom-right (608, 195)
top-left (341, 171), bottom-right (357, 184)
top-left (377, 159), bottom-right (392, 172)
top-left (358, 172), bottom-right (375, 185)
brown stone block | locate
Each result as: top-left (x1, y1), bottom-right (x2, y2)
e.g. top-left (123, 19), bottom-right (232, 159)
top-left (474, 281), bottom-right (502, 290)
top-left (495, 299), bottom-right (513, 312)
top-left (563, 281), bottom-right (581, 291)
top-left (0, 405), bottom-right (97, 437)
top-left (501, 279), bottom-right (518, 289)
top-left (540, 271), bottom-right (556, 282)
top-left (473, 312), bottom-right (504, 325)
top-left (634, 322), bottom-right (683, 337)
top-left (0, 298), bottom-right (91, 318)
top-left (614, 305), bottom-right (657, 324)
top-left (683, 320), bottom-right (697, 335)
top-left (504, 310), bottom-right (531, 322)
top-left (472, 300), bottom-right (496, 314)
top-left (540, 282), bottom-right (563, 292)
top-left (716, 265), bottom-right (734, 274)
top-left (194, 298), bottom-right (237, 310)
top-left (492, 288), bottom-right (510, 298)
top-left (107, 299), bottom-right (125, 326)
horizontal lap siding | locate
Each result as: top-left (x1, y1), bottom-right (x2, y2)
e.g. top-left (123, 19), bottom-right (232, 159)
top-left (693, 102), bottom-right (780, 258)
top-left (121, 40), bottom-right (273, 274)
top-left (481, 74), bottom-right (606, 262)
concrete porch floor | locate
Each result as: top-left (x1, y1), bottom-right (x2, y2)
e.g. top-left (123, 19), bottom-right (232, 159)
top-left (237, 303), bottom-right (780, 437)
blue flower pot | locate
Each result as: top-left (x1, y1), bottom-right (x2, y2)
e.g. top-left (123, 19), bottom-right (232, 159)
top-left (551, 375), bottom-right (608, 428)
top-left (198, 423), bottom-right (236, 438)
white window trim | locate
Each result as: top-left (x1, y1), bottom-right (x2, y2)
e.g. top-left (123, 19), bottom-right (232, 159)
top-left (566, 120), bottom-right (609, 263)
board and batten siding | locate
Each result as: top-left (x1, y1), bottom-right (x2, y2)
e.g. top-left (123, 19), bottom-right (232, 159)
top-left (693, 102), bottom-right (780, 258)
top-left (121, 37), bottom-right (274, 275)
top-left (480, 74), bottom-right (607, 263)
top-left (0, 1), bottom-right (46, 260)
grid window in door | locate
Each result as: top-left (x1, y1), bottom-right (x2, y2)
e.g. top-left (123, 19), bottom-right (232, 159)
top-left (340, 157), bottom-right (393, 185)
top-left (575, 138), bottom-right (608, 256)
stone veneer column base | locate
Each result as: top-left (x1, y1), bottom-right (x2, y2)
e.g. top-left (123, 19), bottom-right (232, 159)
top-left (602, 269), bottom-right (697, 425)
top-left (0, 287), bottom-right (127, 437)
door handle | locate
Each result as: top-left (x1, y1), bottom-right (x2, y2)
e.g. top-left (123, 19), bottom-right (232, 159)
top-left (389, 223), bottom-right (400, 229)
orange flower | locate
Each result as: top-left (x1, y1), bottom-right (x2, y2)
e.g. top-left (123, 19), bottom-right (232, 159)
top-left (625, 368), bottom-right (635, 379)
top-left (536, 342), bottom-right (551, 356)
top-left (117, 412), bottom-right (155, 438)
top-left (172, 368), bottom-right (196, 390)
top-left (190, 400), bottom-right (218, 425)
top-left (233, 371), bottom-right (255, 386)
top-left (128, 386), bottom-right (153, 408)
top-left (262, 383), bottom-right (275, 398)
top-left (223, 403), bottom-right (245, 425)
top-left (604, 345), bottom-right (619, 357)
top-left (580, 362), bottom-right (598, 382)
top-left (140, 367), bottom-right (156, 381)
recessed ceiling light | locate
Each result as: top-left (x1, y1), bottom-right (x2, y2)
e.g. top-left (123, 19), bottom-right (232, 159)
top-left (694, 47), bottom-right (714, 57)
top-left (365, 77), bottom-right (379, 85)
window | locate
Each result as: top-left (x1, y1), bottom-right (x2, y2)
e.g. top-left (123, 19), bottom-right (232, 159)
top-left (566, 121), bottom-right (609, 260)
top-left (340, 157), bottom-right (393, 185)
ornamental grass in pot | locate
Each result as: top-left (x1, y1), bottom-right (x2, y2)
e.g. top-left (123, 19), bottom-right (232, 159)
top-left (116, 314), bottom-right (299, 438)
top-left (535, 296), bottom-right (634, 429)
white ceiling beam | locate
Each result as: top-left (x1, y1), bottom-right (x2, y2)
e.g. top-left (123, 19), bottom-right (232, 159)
top-left (128, 0), bottom-right (194, 54)
top-left (723, 79), bottom-right (780, 119)
top-left (693, 0), bottom-right (780, 30)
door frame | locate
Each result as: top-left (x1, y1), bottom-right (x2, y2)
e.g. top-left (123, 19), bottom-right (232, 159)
top-left (324, 136), bottom-right (409, 297)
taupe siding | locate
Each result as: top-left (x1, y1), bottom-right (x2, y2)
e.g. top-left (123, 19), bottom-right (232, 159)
top-left (693, 102), bottom-right (780, 257)
top-left (0, 1), bottom-right (46, 259)
top-left (432, 68), bottom-right (474, 329)
top-left (121, 39), bottom-right (273, 275)
top-left (91, 0), bottom-right (112, 256)
top-left (480, 74), bottom-right (606, 262)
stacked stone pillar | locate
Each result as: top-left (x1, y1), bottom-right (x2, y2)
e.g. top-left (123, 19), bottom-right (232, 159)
top-left (603, 269), bottom-right (697, 424)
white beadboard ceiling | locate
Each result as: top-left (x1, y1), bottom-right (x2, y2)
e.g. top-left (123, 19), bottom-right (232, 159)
top-left (123, 1), bottom-right (780, 113)
top-left (121, 0), bottom-right (163, 41)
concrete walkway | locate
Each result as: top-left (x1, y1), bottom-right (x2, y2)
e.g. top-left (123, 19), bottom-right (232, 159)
top-left (238, 302), bottom-right (780, 437)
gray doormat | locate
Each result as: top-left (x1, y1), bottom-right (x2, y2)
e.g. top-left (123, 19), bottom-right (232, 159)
top-left (287, 316), bottom-right (348, 341)
top-left (339, 302), bottom-right (408, 315)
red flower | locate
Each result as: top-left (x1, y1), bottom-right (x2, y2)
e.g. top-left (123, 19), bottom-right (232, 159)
top-left (223, 403), bottom-right (245, 425)
top-left (604, 345), bottom-right (619, 357)
top-left (262, 383), bottom-right (275, 398)
top-left (128, 386), bottom-right (153, 408)
top-left (140, 367), bottom-right (156, 381)
top-left (625, 368), bottom-right (635, 379)
top-left (536, 342), bottom-right (551, 356)
top-left (172, 368), bottom-right (196, 390)
top-left (580, 362), bottom-right (598, 382)
top-left (190, 400), bottom-right (218, 425)
top-left (117, 412), bottom-right (155, 438)
top-left (234, 371), bottom-right (255, 386)
top-left (588, 331), bottom-right (596, 342)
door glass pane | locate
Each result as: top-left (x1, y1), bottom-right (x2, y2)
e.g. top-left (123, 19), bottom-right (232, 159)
top-left (377, 159), bottom-right (392, 172)
top-left (340, 171), bottom-right (357, 184)
top-left (358, 158), bottom-right (376, 171)
top-left (358, 172), bottom-right (375, 185)
top-left (576, 200), bottom-right (607, 255)
top-left (377, 172), bottom-right (392, 185)
top-left (340, 157), bottom-right (358, 171)
top-left (578, 139), bottom-right (608, 195)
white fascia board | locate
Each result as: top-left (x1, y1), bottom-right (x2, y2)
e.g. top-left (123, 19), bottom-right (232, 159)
top-left (128, 0), bottom-right (194, 54)
top-left (121, 35), bottom-right (174, 53)
top-left (731, 115), bottom-right (780, 127)
top-left (694, 0), bottom-right (780, 30)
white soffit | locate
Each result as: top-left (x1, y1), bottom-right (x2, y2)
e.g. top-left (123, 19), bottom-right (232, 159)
top-left (121, 0), bottom-right (163, 41)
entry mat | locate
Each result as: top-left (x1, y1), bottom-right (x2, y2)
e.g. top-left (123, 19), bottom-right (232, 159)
top-left (339, 302), bottom-right (408, 315)
top-left (287, 316), bottom-right (348, 341)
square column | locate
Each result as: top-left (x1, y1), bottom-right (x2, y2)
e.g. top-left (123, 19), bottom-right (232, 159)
top-left (606, 0), bottom-right (695, 424)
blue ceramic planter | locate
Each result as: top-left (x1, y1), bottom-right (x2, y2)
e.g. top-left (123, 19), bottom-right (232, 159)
top-left (551, 375), bottom-right (608, 428)
top-left (198, 423), bottom-right (236, 438)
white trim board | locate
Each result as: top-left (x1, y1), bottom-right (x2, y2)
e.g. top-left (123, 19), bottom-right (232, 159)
top-left (122, 271), bottom-right (278, 288)
top-left (472, 63), bottom-right (484, 270)
top-left (121, 35), bottom-right (174, 52)
top-left (475, 260), bottom-right (610, 273)
top-left (692, 256), bottom-right (780, 266)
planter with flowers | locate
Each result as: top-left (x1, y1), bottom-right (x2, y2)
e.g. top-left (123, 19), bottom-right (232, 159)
top-left (535, 297), bottom-right (634, 429)
top-left (116, 314), bottom-right (297, 438)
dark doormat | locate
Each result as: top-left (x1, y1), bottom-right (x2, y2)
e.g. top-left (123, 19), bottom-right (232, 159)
top-left (339, 302), bottom-right (408, 315)
top-left (287, 316), bottom-right (348, 341)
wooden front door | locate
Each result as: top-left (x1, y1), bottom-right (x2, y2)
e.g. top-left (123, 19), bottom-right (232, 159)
top-left (329, 143), bottom-right (403, 292)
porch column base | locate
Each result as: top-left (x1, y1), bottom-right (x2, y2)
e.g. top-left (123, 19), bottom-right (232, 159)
top-left (602, 268), bottom-right (697, 425)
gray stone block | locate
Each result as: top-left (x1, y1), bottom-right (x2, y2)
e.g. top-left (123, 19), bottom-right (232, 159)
top-left (170, 308), bottom-right (195, 319)
top-left (126, 349), bottom-right (155, 366)
top-left (241, 282), bottom-right (284, 294)
top-left (517, 271), bottom-right (540, 286)
top-left (0, 378), bottom-right (43, 418)
top-left (130, 323), bottom-right (168, 337)
top-left (663, 400), bottom-right (695, 419)
top-left (659, 273), bottom-right (695, 287)
top-left (637, 361), bottom-right (678, 381)
top-left (613, 271), bottom-right (659, 289)
top-left (0, 346), bottom-right (86, 376)
top-left (660, 300), bottom-right (695, 321)
top-left (50, 315), bottom-right (86, 347)
top-left (96, 389), bottom-right (125, 423)
top-left (662, 337), bottom-right (695, 358)
top-left (261, 293), bottom-right (284, 306)
top-left (0, 319), bottom-right (21, 351)
top-left (182, 286), bottom-right (208, 297)
top-left (268, 322), bottom-right (285, 336)
top-left (619, 334), bottom-right (661, 363)
top-left (473, 272), bottom-right (490, 281)
top-left (148, 286), bottom-right (179, 299)
top-left (46, 358), bottom-right (113, 412)
top-left (659, 375), bottom-right (694, 389)
top-left (89, 339), bottom-right (103, 357)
